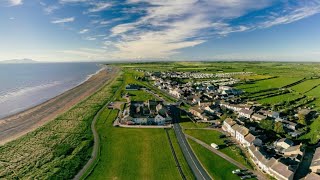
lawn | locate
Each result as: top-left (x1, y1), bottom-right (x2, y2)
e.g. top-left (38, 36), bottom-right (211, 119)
top-left (300, 117), bottom-right (320, 144)
top-left (184, 129), bottom-right (252, 169)
top-left (188, 139), bottom-right (240, 180)
top-left (87, 108), bottom-right (181, 180)
top-left (126, 90), bottom-right (159, 101)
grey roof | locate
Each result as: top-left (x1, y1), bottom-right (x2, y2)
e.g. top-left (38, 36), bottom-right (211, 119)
top-left (270, 161), bottom-right (294, 179)
top-left (305, 173), bottom-right (320, 180)
top-left (239, 109), bottom-right (253, 115)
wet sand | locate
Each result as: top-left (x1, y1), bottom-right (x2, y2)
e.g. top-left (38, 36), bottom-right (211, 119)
top-left (0, 66), bottom-right (119, 145)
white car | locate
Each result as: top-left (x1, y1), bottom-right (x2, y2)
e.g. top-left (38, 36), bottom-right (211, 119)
top-left (232, 169), bottom-right (241, 174)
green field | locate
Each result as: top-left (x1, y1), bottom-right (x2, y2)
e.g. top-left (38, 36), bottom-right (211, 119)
top-left (257, 93), bottom-right (301, 104)
top-left (126, 90), bottom-right (159, 101)
top-left (87, 109), bottom-right (182, 180)
top-left (291, 79), bottom-right (320, 93)
top-left (184, 129), bottom-right (251, 169)
top-left (188, 139), bottom-right (240, 180)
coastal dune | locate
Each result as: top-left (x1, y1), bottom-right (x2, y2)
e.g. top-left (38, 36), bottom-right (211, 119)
top-left (0, 66), bottom-right (119, 145)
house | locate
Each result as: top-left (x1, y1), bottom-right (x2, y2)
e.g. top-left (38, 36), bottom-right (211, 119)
top-left (235, 126), bottom-right (249, 145)
top-left (154, 109), bottom-right (172, 125)
top-left (239, 109), bottom-right (254, 119)
top-left (251, 113), bottom-right (267, 121)
top-left (283, 144), bottom-right (303, 162)
top-left (275, 138), bottom-right (294, 150)
top-left (169, 88), bottom-right (182, 98)
top-left (310, 147), bottom-right (320, 173)
top-left (283, 120), bottom-right (298, 131)
top-left (304, 172), bottom-right (320, 180)
top-left (189, 107), bottom-right (208, 121)
top-left (248, 145), bottom-right (271, 173)
top-left (192, 96), bottom-right (201, 106)
top-left (244, 133), bottom-right (263, 147)
top-left (222, 118), bottom-right (236, 135)
top-left (261, 110), bottom-right (280, 119)
top-left (269, 161), bottom-right (294, 180)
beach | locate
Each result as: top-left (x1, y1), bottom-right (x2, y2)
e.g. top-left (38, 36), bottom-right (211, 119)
top-left (0, 66), bottom-right (119, 145)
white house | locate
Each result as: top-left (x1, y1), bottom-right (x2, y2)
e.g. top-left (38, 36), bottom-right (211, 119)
top-left (222, 118), bottom-right (236, 136)
top-left (235, 126), bottom-right (249, 145)
top-left (239, 109), bottom-right (254, 119)
top-left (251, 113), bottom-right (267, 121)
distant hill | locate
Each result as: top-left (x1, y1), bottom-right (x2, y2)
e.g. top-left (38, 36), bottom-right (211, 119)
top-left (0, 59), bottom-right (38, 64)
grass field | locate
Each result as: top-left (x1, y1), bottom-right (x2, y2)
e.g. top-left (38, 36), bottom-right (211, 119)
top-left (257, 93), bottom-right (301, 105)
top-left (87, 108), bottom-right (182, 180)
top-left (291, 79), bottom-right (320, 93)
top-left (188, 139), bottom-right (240, 180)
top-left (126, 90), bottom-right (159, 101)
top-left (236, 77), bottom-right (301, 93)
top-left (184, 129), bottom-right (252, 169)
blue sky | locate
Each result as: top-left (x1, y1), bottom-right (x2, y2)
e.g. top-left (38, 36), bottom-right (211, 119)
top-left (0, 0), bottom-right (320, 62)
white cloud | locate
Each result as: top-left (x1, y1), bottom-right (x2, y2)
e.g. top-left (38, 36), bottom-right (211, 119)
top-left (51, 17), bottom-right (75, 24)
top-left (260, 5), bottom-right (320, 28)
top-left (87, 2), bottom-right (112, 13)
top-left (8, 0), bottom-right (22, 6)
top-left (43, 5), bottom-right (60, 14)
top-left (85, 37), bottom-right (96, 41)
top-left (59, 0), bottom-right (88, 3)
top-left (79, 29), bottom-right (89, 34)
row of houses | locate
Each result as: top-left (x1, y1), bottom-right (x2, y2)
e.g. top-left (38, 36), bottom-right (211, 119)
top-left (148, 71), bottom-right (252, 79)
top-left (222, 118), bottom-right (303, 180)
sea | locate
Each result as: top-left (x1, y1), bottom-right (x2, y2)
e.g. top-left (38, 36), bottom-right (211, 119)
top-left (0, 62), bottom-right (102, 119)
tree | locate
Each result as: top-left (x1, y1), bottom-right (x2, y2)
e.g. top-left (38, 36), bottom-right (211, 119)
top-left (298, 113), bottom-right (307, 125)
top-left (274, 122), bottom-right (285, 134)
top-left (260, 119), bottom-right (274, 131)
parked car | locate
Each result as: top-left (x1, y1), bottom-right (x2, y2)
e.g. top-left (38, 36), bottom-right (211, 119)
top-left (211, 143), bottom-right (219, 149)
top-left (232, 169), bottom-right (241, 174)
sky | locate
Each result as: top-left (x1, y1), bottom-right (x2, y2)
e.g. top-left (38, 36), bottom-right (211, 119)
top-left (0, 0), bottom-right (320, 62)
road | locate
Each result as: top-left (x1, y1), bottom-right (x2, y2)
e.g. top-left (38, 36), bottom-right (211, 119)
top-left (170, 105), bottom-right (212, 180)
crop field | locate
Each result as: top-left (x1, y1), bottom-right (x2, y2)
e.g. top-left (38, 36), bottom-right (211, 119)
top-left (184, 129), bottom-right (251, 169)
top-left (87, 108), bottom-right (182, 180)
top-left (0, 72), bottom-right (122, 179)
top-left (188, 139), bottom-right (240, 180)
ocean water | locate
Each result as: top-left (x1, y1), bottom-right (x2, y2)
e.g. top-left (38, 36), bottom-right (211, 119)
top-left (0, 63), bottom-right (102, 119)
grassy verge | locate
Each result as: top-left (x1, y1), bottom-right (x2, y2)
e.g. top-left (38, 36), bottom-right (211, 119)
top-left (188, 139), bottom-right (240, 180)
top-left (184, 129), bottom-right (252, 169)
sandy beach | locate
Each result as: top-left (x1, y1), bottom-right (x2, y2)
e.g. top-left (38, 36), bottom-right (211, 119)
top-left (0, 66), bottom-right (119, 145)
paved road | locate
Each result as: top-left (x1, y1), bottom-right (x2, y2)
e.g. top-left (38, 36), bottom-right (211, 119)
top-left (185, 134), bottom-right (267, 180)
top-left (171, 105), bottom-right (212, 180)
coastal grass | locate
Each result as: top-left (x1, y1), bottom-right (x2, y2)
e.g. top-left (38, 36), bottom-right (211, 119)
top-left (87, 109), bottom-right (181, 180)
top-left (188, 139), bottom-right (240, 180)
top-left (184, 129), bottom-right (252, 169)
top-left (0, 69), bottom-right (122, 179)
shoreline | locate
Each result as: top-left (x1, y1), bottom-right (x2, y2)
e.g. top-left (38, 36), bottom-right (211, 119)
top-left (0, 63), bottom-right (105, 119)
top-left (0, 65), bottom-right (119, 145)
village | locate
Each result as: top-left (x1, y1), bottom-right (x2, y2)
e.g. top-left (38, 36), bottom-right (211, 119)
top-left (142, 70), bottom-right (320, 180)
